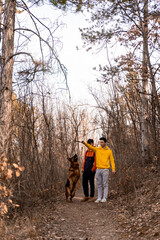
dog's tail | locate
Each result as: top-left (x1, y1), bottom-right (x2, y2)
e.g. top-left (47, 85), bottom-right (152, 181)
top-left (65, 179), bottom-right (70, 188)
top-left (77, 178), bottom-right (80, 189)
top-left (65, 179), bottom-right (70, 200)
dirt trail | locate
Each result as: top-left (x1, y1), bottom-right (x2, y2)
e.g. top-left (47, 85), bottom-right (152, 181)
top-left (34, 188), bottom-right (126, 240)
top-left (3, 168), bottom-right (160, 239)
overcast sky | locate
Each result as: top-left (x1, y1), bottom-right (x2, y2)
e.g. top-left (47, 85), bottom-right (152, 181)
top-left (16, 3), bottom-right (110, 104)
top-left (56, 10), bottom-right (105, 104)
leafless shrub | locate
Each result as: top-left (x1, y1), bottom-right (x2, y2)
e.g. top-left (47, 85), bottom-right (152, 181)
top-left (0, 153), bottom-right (24, 217)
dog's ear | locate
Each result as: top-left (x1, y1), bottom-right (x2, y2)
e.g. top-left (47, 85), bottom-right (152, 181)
top-left (74, 154), bottom-right (78, 162)
top-left (67, 157), bottom-right (71, 162)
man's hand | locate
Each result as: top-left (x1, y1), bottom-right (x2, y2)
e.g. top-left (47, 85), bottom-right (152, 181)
top-left (112, 171), bottom-right (116, 174)
top-left (76, 140), bottom-right (85, 144)
top-left (81, 169), bottom-right (84, 173)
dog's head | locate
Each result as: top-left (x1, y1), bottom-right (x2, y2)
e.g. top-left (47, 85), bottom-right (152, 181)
top-left (68, 154), bottom-right (78, 163)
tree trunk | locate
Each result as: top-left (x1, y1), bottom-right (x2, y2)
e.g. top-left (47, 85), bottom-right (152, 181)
top-left (141, 0), bottom-right (150, 163)
top-left (0, 0), bottom-right (2, 44)
top-left (0, 0), bottom-right (16, 156)
top-left (146, 42), bottom-right (160, 158)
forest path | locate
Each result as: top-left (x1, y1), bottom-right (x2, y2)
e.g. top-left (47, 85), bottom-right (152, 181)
top-left (34, 187), bottom-right (127, 240)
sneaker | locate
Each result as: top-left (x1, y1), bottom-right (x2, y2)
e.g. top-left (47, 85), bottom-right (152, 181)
top-left (81, 197), bottom-right (89, 202)
top-left (95, 198), bottom-right (101, 203)
top-left (88, 197), bottom-right (95, 202)
top-left (100, 198), bottom-right (107, 203)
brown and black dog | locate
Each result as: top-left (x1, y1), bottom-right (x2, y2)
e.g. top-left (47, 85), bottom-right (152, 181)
top-left (65, 154), bottom-right (80, 201)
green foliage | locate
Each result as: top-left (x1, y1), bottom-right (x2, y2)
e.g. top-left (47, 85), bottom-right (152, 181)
top-left (50, 0), bottom-right (67, 9)
top-left (49, 0), bottom-right (91, 11)
top-left (29, 0), bottom-right (89, 11)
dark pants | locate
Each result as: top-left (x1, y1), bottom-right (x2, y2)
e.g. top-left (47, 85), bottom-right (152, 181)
top-left (82, 171), bottom-right (95, 197)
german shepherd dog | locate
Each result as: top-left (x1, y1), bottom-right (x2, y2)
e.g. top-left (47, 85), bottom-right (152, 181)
top-left (65, 154), bottom-right (80, 201)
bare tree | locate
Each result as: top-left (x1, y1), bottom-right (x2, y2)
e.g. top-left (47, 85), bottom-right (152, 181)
top-left (0, 0), bottom-right (69, 158)
top-left (0, 0), bottom-right (16, 156)
top-left (80, 0), bottom-right (160, 163)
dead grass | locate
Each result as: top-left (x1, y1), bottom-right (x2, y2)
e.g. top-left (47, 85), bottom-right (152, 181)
top-left (114, 164), bottom-right (160, 239)
top-left (0, 164), bottom-right (159, 240)
top-left (0, 213), bottom-right (42, 240)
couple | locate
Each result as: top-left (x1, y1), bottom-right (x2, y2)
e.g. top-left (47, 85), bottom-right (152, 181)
top-left (80, 137), bottom-right (116, 203)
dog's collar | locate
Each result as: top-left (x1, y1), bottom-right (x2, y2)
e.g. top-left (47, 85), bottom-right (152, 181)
top-left (69, 169), bottom-right (74, 172)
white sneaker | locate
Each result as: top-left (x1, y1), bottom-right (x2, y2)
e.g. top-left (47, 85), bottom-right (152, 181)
top-left (95, 198), bottom-right (101, 203)
top-left (100, 198), bottom-right (107, 203)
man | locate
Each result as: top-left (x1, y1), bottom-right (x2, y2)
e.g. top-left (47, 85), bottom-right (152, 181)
top-left (81, 139), bottom-right (96, 202)
top-left (81, 137), bottom-right (115, 203)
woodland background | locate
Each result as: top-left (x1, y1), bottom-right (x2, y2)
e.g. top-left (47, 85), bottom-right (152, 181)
top-left (0, 0), bottom-right (160, 238)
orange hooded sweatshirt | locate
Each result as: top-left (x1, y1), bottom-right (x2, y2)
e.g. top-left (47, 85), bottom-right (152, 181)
top-left (82, 149), bottom-right (96, 172)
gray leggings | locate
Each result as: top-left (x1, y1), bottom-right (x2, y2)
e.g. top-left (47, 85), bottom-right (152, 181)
top-left (96, 169), bottom-right (109, 200)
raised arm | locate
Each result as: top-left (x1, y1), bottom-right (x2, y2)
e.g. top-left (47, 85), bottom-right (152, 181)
top-left (81, 141), bottom-right (97, 152)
